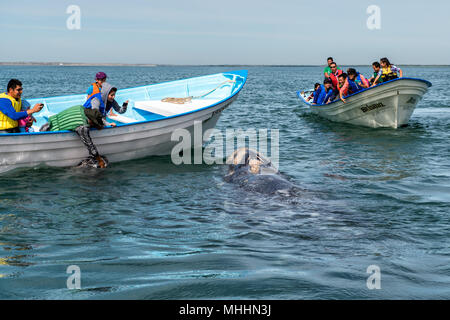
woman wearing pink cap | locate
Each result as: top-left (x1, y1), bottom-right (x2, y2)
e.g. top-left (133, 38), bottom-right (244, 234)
top-left (86, 72), bottom-right (107, 99)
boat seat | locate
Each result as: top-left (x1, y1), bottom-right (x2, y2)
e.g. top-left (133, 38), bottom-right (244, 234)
top-left (107, 113), bottom-right (137, 124)
top-left (133, 99), bottom-right (220, 117)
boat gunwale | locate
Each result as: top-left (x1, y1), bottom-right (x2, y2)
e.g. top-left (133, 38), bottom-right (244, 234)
top-left (299, 77), bottom-right (432, 108)
top-left (0, 70), bottom-right (248, 137)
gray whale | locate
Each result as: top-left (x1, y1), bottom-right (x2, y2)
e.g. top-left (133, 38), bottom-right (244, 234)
top-left (225, 148), bottom-right (296, 195)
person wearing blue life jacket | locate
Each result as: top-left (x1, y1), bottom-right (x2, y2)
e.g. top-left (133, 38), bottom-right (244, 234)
top-left (313, 79), bottom-right (334, 105)
top-left (83, 82), bottom-right (128, 125)
top-left (323, 78), bottom-right (339, 104)
top-left (306, 83), bottom-right (321, 102)
top-left (83, 89), bottom-right (106, 115)
top-left (346, 68), bottom-right (370, 94)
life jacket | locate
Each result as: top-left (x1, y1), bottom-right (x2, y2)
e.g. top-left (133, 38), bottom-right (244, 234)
top-left (317, 86), bottom-right (331, 105)
top-left (83, 92), bottom-right (105, 115)
top-left (313, 85), bottom-right (326, 104)
top-left (356, 73), bottom-right (369, 88)
top-left (49, 105), bottom-right (88, 131)
top-left (347, 79), bottom-right (362, 94)
top-left (0, 92), bottom-right (22, 130)
top-left (86, 82), bottom-right (101, 99)
top-left (381, 66), bottom-right (398, 82)
top-left (339, 80), bottom-right (348, 97)
top-left (322, 87), bottom-right (336, 104)
top-left (348, 73), bottom-right (367, 94)
top-left (329, 69), bottom-right (343, 90)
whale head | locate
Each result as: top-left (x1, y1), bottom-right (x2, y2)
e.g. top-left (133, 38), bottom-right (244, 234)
top-left (226, 148), bottom-right (278, 176)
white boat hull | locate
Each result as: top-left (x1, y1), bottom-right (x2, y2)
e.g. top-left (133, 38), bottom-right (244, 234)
top-left (298, 78), bottom-right (431, 129)
top-left (0, 98), bottom-right (234, 173)
top-left (0, 70), bottom-right (247, 173)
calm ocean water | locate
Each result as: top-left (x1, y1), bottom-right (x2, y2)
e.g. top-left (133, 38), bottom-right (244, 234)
top-left (0, 65), bottom-right (449, 299)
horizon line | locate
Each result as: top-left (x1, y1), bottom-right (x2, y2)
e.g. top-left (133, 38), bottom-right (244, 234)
top-left (1, 62), bottom-right (449, 67)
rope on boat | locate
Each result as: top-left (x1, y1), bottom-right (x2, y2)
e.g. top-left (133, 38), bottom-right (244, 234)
top-left (161, 80), bottom-right (236, 104)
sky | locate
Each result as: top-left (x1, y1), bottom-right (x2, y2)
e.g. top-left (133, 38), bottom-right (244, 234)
top-left (1, 0), bottom-right (449, 65)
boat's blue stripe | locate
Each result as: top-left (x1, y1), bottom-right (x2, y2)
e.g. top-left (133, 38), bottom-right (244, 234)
top-left (300, 77), bottom-right (432, 107)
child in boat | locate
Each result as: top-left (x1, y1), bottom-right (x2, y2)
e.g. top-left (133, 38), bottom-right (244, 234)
top-left (83, 82), bottom-right (128, 126)
top-left (86, 72), bottom-right (107, 99)
top-left (103, 85), bottom-right (129, 117)
top-left (306, 83), bottom-right (321, 102)
top-left (369, 62), bottom-right (382, 85)
top-left (17, 100), bottom-right (35, 132)
top-left (372, 58), bottom-right (403, 86)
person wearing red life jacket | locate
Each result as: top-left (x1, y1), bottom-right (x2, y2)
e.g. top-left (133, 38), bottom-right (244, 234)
top-left (328, 62), bottom-right (343, 91)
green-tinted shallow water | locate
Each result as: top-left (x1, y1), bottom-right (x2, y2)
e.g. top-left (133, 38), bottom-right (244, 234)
top-left (0, 66), bottom-right (449, 299)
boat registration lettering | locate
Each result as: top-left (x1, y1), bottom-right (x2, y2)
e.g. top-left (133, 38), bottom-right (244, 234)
top-left (361, 102), bottom-right (386, 113)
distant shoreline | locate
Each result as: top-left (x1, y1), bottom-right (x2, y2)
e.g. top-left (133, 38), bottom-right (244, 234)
top-left (0, 62), bottom-right (449, 67)
top-left (0, 62), bottom-right (158, 67)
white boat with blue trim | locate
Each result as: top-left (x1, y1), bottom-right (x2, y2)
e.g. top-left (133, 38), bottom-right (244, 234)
top-left (297, 77), bottom-right (432, 129)
top-left (0, 70), bottom-right (248, 173)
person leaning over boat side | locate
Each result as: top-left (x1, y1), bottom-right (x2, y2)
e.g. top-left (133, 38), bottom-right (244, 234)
top-left (368, 61), bottom-right (383, 86)
top-left (0, 79), bottom-right (43, 134)
top-left (86, 72), bottom-right (107, 99)
top-left (83, 82), bottom-right (127, 126)
top-left (40, 105), bottom-right (108, 168)
top-left (338, 73), bottom-right (349, 103)
top-left (371, 57), bottom-right (403, 86)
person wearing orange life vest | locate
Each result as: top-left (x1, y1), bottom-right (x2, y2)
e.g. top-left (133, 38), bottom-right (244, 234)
top-left (0, 79), bottom-right (43, 133)
top-left (86, 72), bottom-right (107, 99)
